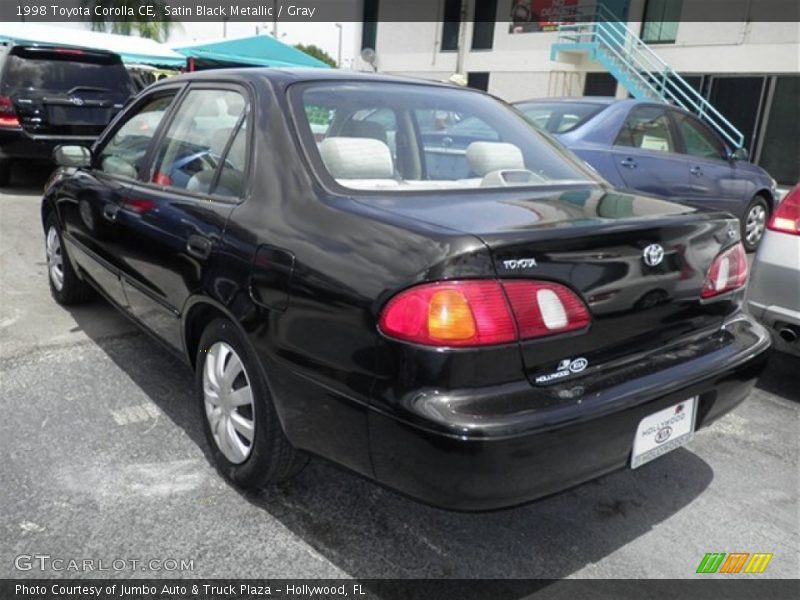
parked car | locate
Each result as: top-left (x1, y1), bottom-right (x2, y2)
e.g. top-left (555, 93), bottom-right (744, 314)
top-left (42, 70), bottom-right (770, 510)
top-left (514, 98), bottom-right (779, 251)
top-left (0, 42), bottom-right (135, 186)
top-left (747, 185), bottom-right (800, 357)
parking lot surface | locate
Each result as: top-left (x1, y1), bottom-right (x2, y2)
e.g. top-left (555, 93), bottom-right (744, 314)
top-left (1, 168), bottom-right (798, 579)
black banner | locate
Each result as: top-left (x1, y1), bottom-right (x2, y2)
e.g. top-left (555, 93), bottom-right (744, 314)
top-left (3, 579), bottom-right (800, 600)
top-left (3, 0), bottom-right (800, 23)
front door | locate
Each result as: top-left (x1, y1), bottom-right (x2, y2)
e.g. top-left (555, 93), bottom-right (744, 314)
top-left (670, 109), bottom-right (743, 214)
top-left (59, 89), bottom-right (180, 309)
top-left (112, 86), bottom-right (251, 351)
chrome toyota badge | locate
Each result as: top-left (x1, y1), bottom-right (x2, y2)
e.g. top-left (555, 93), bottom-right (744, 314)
top-left (643, 244), bottom-right (664, 267)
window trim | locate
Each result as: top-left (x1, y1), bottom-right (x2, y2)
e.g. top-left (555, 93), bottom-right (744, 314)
top-left (131, 81), bottom-right (255, 205)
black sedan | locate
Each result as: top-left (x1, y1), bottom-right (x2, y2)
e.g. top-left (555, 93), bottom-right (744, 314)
top-left (42, 69), bottom-right (770, 510)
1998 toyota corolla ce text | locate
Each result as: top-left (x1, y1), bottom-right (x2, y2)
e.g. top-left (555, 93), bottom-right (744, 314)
top-left (42, 70), bottom-right (770, 510)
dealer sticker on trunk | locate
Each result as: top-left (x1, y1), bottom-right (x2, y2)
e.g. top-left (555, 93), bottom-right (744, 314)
top-left (631, 397), bottom-right (698, 469)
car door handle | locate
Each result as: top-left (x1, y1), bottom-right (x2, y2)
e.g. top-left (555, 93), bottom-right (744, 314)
top-left (620, 158), bottom-right (638, 169)
top-left (103, 204), bottom-right (119, 221)
top-left (690, 166), bottom-right (703, 176)
top-left (186, 234), bottom-right (212, 260)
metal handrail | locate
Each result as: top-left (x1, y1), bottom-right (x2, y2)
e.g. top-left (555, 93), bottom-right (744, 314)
top-left (553, 5), bottom-right (744, 148)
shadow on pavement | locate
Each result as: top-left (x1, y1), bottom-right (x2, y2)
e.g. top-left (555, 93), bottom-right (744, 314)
top-left (67, 302), bottom-right (715, 585)
top-left (756, 350), bottom-right (800, 402)
top-left (4, 163), bottom-right (53, 196)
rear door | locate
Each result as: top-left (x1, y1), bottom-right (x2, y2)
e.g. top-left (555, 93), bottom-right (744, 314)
top-left (1, 45), bottom-right (134, 139)
top-left (670, 109), bottom-right (744, 213)
top-left (111, 85), bottom-right (250, 351)
top-left (610, 104), bottom-right (691, 198)
top-left (58, 88), bottom-right (180, 308)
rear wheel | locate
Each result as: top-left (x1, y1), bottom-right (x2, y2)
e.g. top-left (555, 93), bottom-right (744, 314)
top-left (44, 213), bottom-right (93, 305)
top-left (195, 318), bottom-right (307, 489)
top-left (742, 195), bottom-right (769, 252)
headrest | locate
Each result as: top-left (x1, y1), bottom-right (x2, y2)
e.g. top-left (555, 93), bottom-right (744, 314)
top-left (341, 120), bottom-right (388, 145)
top-left (319, 137), bottom-right (394, 179)
top-left (466, 141), bottom-right (525, 176)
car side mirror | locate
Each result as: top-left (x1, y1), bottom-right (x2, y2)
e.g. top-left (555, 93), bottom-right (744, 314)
top-left (729, 147), bottom-right (749, 162)
top-left (53, 145), bottom-right (92, 168)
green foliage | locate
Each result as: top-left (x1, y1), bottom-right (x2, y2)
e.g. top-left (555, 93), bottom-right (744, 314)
top-left (294, 44), bottom-right (337, 68)
top-left (81, 1), bottom-right (178, 42)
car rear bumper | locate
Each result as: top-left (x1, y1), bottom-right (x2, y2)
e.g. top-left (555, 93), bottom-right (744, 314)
top-left (0, 128), bottom-right (96, 162)
top-left (368, 314), bottom-right (770, 510)
top-left (746, 230), bottom-right (800, 356)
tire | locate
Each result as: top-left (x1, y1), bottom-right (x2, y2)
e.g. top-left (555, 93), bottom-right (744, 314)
top-left (195, 318), bottom-right (308, 489)
top-left (0, 162), bottom-right (10, 187)
top-left (44, 213), bottom-right (94, 305)
top-left (742, 195), bottom-right (769, 252)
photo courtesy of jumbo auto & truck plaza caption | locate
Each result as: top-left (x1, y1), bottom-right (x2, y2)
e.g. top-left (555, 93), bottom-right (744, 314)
top-left (0, 1), bottom-right (798, 600)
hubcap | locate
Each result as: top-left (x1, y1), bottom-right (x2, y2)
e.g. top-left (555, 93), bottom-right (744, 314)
top-left (46, 226), bottom-right (64, 291)
top-left (745, 204), bottom-right (767, 246)
top-left (202, 342), bottom-right (255, 464)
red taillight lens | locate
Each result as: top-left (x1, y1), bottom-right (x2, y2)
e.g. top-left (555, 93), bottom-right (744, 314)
top-left (701, 242), bottom-right (748, 299)
top-left (767, 186), bottom-right (800, 236)
top-left (0, 96), bottom-right (20, 128)
top-left (379, 280), bottom-right (590, 347)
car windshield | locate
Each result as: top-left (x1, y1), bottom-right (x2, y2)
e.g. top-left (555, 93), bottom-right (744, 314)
top-left (293, 82), bottom-right (595, 191)
top-left (515, 102), bottom-right (605, 134)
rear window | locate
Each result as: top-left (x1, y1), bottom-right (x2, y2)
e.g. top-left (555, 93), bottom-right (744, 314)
top-left (2, 48), bottom-right (134, 95)
top-left (292, 82), bottom-right (595, 192)
top-left (516, 102), bottom-right (605, 134)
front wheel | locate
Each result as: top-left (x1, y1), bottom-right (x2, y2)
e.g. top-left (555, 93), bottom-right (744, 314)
top-left (44, 213), bottom-right (93, 305)
top-left (195, 318), bottom-right (307, 489)
top-left (742, 196), bottom-right (769, 252)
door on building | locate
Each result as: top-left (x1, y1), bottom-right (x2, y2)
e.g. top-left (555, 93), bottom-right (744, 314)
top-left (584, 72), bottom-right (618, 96)
top-left (708, 76), bottom-right (767, 158)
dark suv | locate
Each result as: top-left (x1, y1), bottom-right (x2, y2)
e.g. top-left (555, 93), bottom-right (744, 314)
top-left (0, 42), bottom-right (134, 186)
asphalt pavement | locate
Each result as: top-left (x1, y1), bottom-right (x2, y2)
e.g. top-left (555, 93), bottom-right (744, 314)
top-left (1, 167), bottom-right (798, 580)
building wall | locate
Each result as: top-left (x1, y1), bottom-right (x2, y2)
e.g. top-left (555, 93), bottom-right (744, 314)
top-left (367, 1), bottom-right (799, 101)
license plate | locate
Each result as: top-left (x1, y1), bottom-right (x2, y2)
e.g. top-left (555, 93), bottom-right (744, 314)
top-left (48, 106), bottom-right (109, 125)
top-left (631, 397), bottom-right (697, 469)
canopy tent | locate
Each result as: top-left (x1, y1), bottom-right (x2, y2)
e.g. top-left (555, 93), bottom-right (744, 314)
top-left (0, 23), bottom-right (186, 68)
top-left (173, 35), bottom-right (331, 70)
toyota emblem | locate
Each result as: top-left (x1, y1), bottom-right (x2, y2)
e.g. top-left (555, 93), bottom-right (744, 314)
top-left (643, 244), bottom-right (664, 267)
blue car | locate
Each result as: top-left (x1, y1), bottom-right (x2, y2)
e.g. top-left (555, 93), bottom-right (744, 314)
top-left (514, 98), bottom-right (778, 251)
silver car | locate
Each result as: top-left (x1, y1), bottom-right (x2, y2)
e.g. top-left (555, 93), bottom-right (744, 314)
top-left (747, 185), bottom-right (800, 356)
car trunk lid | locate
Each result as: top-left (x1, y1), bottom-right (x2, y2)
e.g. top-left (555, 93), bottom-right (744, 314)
top-left (365, 185), bottom-right (741, 385)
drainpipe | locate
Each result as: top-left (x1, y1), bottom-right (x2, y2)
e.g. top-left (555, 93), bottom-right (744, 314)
top-left (455, 0), bottom-right (471, 78)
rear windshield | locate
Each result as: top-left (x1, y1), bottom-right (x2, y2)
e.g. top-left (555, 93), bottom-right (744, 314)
top-left (516, 102), bottom-right (605, 134)
top-left (2, 48), bottom-right (134, 95)
top-left (292, 81), bottom-right (595, 192)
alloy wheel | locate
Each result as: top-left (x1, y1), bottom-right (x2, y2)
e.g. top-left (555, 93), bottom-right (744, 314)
top-left (203, 341), bottom-right (256, 464)
top-left (745, 204), bottom-right (767, 246)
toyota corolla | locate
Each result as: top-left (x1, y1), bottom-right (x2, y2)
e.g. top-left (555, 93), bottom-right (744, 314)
top-left (42, 70), bottom-right (770, 510)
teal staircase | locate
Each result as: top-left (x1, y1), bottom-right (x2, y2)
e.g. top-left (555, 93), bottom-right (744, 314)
top-left (550, 5), bottom-right (745, 149)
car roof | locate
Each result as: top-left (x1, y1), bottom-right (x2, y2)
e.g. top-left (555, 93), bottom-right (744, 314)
top-left (514, 96), bottom-right (621, 106)
top-left (150, 67), bottom-right (459, 90)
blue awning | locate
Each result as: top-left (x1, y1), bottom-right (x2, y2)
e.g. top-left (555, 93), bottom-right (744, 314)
top-left (173, 35), bottom-right (331, 69)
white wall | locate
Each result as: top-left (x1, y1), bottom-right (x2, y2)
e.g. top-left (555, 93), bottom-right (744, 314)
top-left (371, 0), bottom-right (799, 100)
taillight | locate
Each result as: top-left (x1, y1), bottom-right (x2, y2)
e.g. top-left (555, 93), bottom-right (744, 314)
top-left (701, 242), bottom-right (748, 299)
top-left (0, 96), bottom-right (20, 129)
top-left (767, 186), bottom-right (800, 236)
top-left (503, 281), bottom-right (591, 338)
top-left (378, 280), bottom-right (590, 347)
